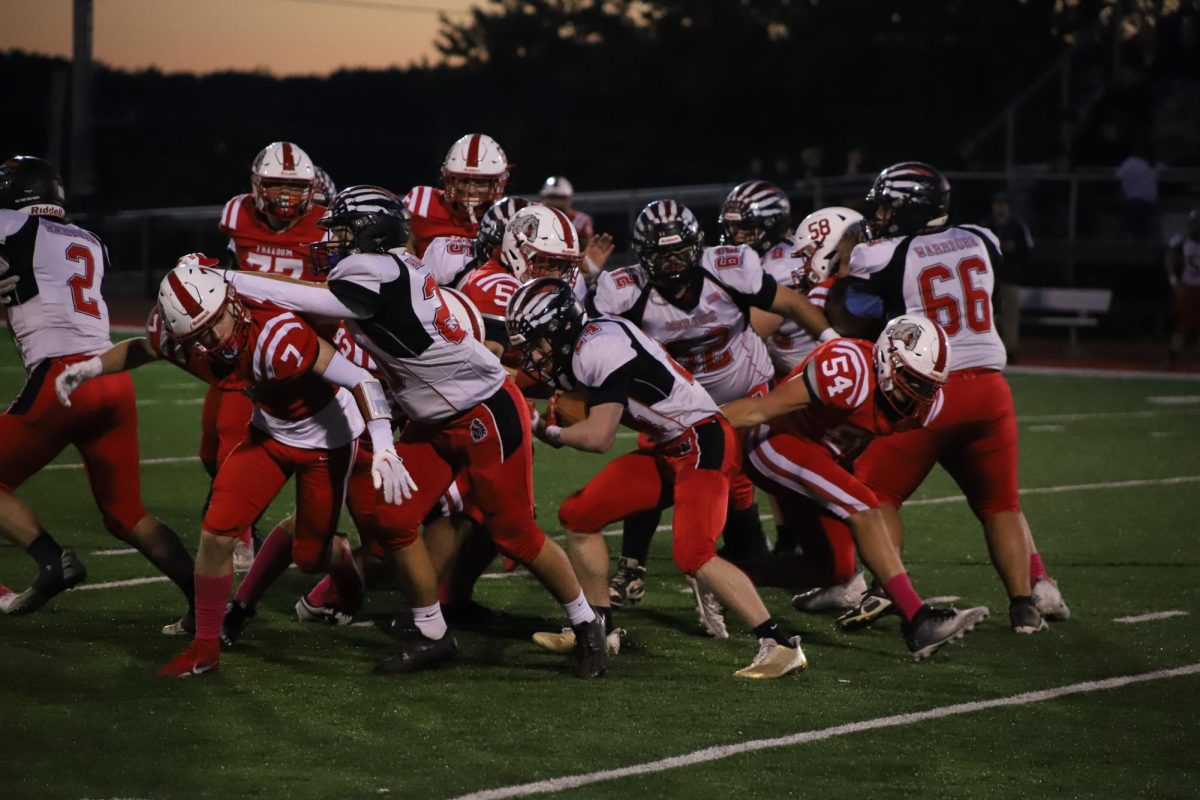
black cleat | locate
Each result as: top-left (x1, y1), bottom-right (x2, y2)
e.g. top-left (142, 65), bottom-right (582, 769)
top-left (1010, 597), bottom-right (1048, 634)
top-left (6, 550), bottom-right (87, 615)
top-left (374, 629), bottom-right (460, 675)
top-left (570, 617), bottom-right (608, 678)
top-left (220, 600), bottom-right (256, 647)
top-left (903, 604), bottom-right (989, 661)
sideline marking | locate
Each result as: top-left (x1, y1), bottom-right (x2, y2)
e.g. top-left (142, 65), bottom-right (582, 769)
top-left (1007, 365), bottom-right (1200, 381)
top-left (1113, 610), bottom-right (1189, 624)
top-left (446, 662), bottom-right (1200, 800)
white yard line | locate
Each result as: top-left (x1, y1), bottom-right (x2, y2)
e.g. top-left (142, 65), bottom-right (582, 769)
top-left (1027, 424), bottom-right (1065, 432)
top-left (92, 548), bottom-right (138, 556)
top-left (1007, 365), bottom-right (1200, 381)
top-left (1146, 395), bottom-right (1200, 405)
top-left (1019, 408), bottom-right (1200, 423)
top-left (1113, 610), bottom-right (1189, 624)
top-left (44, 455), bottom-right (200, 472)
top-left (447, 662), bottom-right (1200, 800)
top-left (72, 576), bottom-right (170, 592)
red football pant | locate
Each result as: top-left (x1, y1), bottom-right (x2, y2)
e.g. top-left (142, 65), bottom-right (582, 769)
top-left (199, 384), bottom-right (254, 476)
top-left (559, 416), bottom-right (738, 574)
top-left (203, 427), bottom-right (355, 571)
top-left (0, 356), bottom-right (147, 538)
top-left (375, 380), bottom-right (547, 564)
top-left (745, 427), bottom-right (879, 519)
top-left (855, 369), bottom-right (1020, 520)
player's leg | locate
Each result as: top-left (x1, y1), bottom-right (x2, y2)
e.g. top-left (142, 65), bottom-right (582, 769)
top-left (286, 440), bottom-right (362, 613)
top-left (1023, 513), bottom-right (1071, 620)
top-left (0, 360), bottom-right (88, 613)
top-left (214, 389), bottom-right (258, 570)
top-left (609, 433), bottom-right (660, 606)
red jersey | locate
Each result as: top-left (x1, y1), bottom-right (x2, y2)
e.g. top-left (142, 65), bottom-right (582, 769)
top-left (219, 193), bottom-right (327, 280)
top-left (147, 301), bottom-right (362, 449)
top-left (403, 186), bottom-right (476, 258)
top-left (565, 208), bottom-right (594, 243)
top-left (773, 338), bottom-right (925, 464)
top-left (458, 258), bottom-right (520, 364)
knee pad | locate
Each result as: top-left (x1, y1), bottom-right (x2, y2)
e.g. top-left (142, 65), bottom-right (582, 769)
top-left (558, 490), bottom-right (607, 534)
top-left (490, 521), bottom-right (547, 565)
top-left (672, 536), bottom-right (716, 575)
top-left (101, 506), bottom-right (145, 542)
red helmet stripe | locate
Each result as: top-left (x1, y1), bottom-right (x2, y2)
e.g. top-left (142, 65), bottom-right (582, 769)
top-left (933, 322), bottom-right (948, 372)
top-left (168, 270), bottom-right (205, 319)
top-left (466, 134), bottom-right (482, 168)
top-left (281, 143), bottom-right (296, 171)
top-left (553, 208), bottom-right (575, 248)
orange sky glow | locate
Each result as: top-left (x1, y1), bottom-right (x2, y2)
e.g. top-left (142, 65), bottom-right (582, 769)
top-left (1, 0), bottom-right (474, 76)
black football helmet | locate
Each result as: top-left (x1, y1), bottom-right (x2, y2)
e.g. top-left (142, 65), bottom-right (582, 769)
top-left (506, 277), bottom-right (586, 383)
top-left (718, 180), bottom-right (791, 254)
top-left (475, 196), bottom-right (530, 261)
top-left (631, 199), bottom-right (704, 291)
top-left (311, 185), bottom-right (410, 272)
top-left (863, 161), bottom-right (951, 238)
top-left (0, 156), bottom-right (66, 218)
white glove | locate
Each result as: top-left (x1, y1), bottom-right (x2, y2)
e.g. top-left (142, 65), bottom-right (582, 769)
top-left (372, 447), bottom-right (418, 505)
top-left (0, 254), bottom-right (17, 305)
top-left (55, 357), bottom-right (103, 406)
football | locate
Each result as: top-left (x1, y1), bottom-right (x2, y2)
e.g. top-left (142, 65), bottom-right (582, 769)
top-left (551, 389), bottom-right (588, 426)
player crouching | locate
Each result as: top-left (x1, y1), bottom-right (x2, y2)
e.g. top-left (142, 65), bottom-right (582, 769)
top-left (507, 278), bottom-right (806, 679)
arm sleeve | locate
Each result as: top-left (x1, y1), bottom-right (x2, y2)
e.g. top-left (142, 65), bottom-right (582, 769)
top-left (224, 270), bottom-right (373, 319)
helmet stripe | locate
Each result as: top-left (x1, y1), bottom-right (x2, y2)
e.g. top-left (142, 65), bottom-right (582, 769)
top-left (552, 207), bottom-right (575, 248)
top-left (281, 142), bottom-right (296, 171)
top-left (466, 134), bottom-right (482, 168)
top-left (167, 269), bottom-right (205, 319)
top-left (933, 322), bottom-right (948, 373)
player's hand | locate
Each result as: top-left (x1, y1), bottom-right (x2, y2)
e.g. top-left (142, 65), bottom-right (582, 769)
top-left (545, 394), bottom-right (560, 427)
top-left (372, 447), bottom-right (418, 505)
top-left (584, 233), bottom-right (615, 275)
top-left (54, 357), bottom-right (103, 406)
top-left (0, 254), bottom-right (17, 305)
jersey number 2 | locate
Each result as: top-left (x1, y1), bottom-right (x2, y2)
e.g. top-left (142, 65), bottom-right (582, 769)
top-left (917, 256), bottom-right (991, 336)
top-left (65, 243), bottom-right (101, 319)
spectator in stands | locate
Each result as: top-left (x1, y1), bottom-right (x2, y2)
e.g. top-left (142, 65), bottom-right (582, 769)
top-left (981, 192), bottom-right (1035, 361)
top-left (1115, 140), bottom-right (1164, 241)
top-left (1165, 208), bottom-right (1200, 369)
top-left (843, 148), bottom-right (866, 177)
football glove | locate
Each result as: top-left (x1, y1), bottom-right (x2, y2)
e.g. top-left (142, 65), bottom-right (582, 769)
top-left (372, 447), bottom-right (418, 505)
top-left (55, 356), bottom-right (103, 406)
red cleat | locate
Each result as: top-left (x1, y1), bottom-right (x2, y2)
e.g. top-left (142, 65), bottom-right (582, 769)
top-left (156, 638), bottom-right (220, 677)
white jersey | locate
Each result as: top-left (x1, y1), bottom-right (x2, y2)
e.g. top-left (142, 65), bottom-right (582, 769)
top-left (1169, 233), bottom-right (1200, 287)
top-left (849, 224), bottom-right (1007, 372)
top-left (226, 249), bottom-right (506, 424)
top-left (570, 316), bottom-right (719, 442)
top-left (0, 210), bottom-right (112, 370)
top-left (759, 240), bottom-right (831, 374)
top-left (423, 235), bottom-right (478, 289)
top-left (592, 244), bottom-right (775, 404)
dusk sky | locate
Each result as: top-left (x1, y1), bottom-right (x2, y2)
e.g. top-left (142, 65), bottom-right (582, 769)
top-left (2, 0), bottom-right (474, 76)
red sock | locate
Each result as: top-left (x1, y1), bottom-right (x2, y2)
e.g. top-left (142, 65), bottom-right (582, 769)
top-left (326, 537), bottom-right (364, 612)
top-left (238, 528), bottom-right (253, 547)
top-left (1030, 552), bottom-right (1049, 583)
top-left (234, 524), bottom-right (293, 606)
top-left (882, 572), bottom-right (924, 622)
top-left (306, 574), bottom-right (340, 608)
top-left (194, 573), bottom-right (234, 641)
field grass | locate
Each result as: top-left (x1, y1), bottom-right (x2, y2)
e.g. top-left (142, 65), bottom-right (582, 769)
top-left (2, 360), bottom-right (1199, 800)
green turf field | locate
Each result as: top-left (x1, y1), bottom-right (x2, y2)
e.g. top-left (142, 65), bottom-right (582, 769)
top-left (2, 361), bottom-right (1199, 800)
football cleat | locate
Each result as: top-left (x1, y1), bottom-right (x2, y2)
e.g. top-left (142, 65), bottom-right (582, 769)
top-left (156, 638), bottom-right (220, 677)
top-left (570, 617), bottom-right (609, 678)
top-left (1010, 598), bottom-right (1048, 635)
top-left (686, 575), bottom-right (729, 639)
top-left (0, 583), bottom-right (16, 613)
top-left (1031, 577), bottom-right (1071, 621)
top-left (374, 630), bottom-right (460, 675)
top-left (608, 557), bottom-right (647, 608)
top-left (792, 571), bottom-right (869, 613)
top-left (294, 595), bottom-right (354, 626)
top-left (232, 538), bottom-right (256, 574)
top-left (161, 608), bottom-right (196, 637)
top-left (220, 600), bottom-right (256, 647)
top-left (531, 626), bottom-right (625, 655)
top-left (903, 605), bottom-right (989, 661)
top-left (734, 636), bottom-right (808, 679)
top-left (836, 583), bottom-right (895, 630)
top-left (4, 550), bottom-right (87, 615)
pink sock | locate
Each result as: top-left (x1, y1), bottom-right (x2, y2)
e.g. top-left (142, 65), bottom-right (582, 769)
top-left (1029, 552), bottom-right (1049, 583)
top-left (238, 528), bottom-right (253, 547)
top-left (326, 537), bottom-right (364, 612)
top-left (882, 572), bottom-right (924, 622)
top-left (194, 573), bottom-right (234, 641)
top-left (234, 524), bottom-right (294, 606)
top-left (306, 574), bottom-right (340, 608)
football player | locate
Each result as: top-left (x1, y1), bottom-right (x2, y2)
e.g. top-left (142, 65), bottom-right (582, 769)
top-left (724, 315), bottom-right (991, 660)
top-left (594, 199), bottom-right (836, 633)
top-left (1165, 207), bottom-right (1200, 369)
top-left (404, 133), bottom-right (509, 258)
top-left (213, 142), bottom-right (328, 572)
top-left (508, 278), bottom-right (808, 678)
top-left (0, 156), bottom-right (196, 620)
top-left (219, 186), bottom-right (610, 678)
top-left (831, 162), bottom-right (1069, 633)
top-left (56, 254), bottom-right (417, 676)
top-left (539, 176), bottom-right (594, 248)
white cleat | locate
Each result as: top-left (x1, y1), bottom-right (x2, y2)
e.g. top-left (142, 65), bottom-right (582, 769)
top-left (0, 583), bottom-right (16, 613)
top-left (295, 595), bottom-right (354, 626)
top-left (531, 626), bottom-right (625, 655)
top-left (686, 575), bottom-right (728, 639)
top-left (792, 571), bottom-right (869, 613)
top-left (734, 636), bottom-right (808, 679)
top-left (233, 538), bottom-right (256, 574)
top-left (1032, 577), bottom-right (1071, 621)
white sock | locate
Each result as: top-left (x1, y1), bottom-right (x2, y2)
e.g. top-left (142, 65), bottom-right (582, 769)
top-left (412, 603), bottom-right (447, 641)
top-left (563, 591), bottom-right (596, 626)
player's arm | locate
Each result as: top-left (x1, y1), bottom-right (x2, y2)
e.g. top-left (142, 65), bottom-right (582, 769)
top-left (312, 338), bottom-right (416, 505)
top-left (750, 307), bottom-right (784, 339)
top-left (720, 377), bottom-right (812, 428)
top-left (221, 270), bottom-right (374, 320)
top-left (534, 401), bottom-right (624, 454)
top-left (54, 338), bottom-right (162, 406)
top-left (767, 283), bottom-right (837, 342)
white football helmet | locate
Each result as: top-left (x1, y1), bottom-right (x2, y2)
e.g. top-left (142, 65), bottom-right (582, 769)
top-left (441, 133), bottom-right (509, 222)
top-left (793, 206), bottom-right (863, 286)
top-left (874, 315), bottom-right (950, 417)
top-left (251, 141), bottom-right (316, 221)
top-left (157, 255), bottom-right (250, 360)
top-left (500, 206), bottom-right (582, 284)
top-left (439, 287), bottom-right (485, 343)
top-left (539, 175), bottom-right (574, 199)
